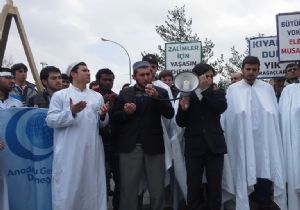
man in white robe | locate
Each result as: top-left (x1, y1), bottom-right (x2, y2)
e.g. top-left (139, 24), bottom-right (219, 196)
top-left (222, 56), bottom-right (286, 210)
top-left (46, 62), bottom-right (109, 210)
top-left (0, 67), bottom-right (23, 210)
top-left (279, 66), bottom-right (300, 210)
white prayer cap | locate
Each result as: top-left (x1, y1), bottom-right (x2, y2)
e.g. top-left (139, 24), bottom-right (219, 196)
top-left (0, 71), bottom-right (12, 77)
top-left (66, 62), bottom-right (84, 77)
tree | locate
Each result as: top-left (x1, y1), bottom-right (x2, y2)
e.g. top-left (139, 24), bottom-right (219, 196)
top-left (217, 33), bottom-right (265, 89)
top-left (222, 33), bottom-right (265, 79)
top-left (146, 5), bottom-right (223, 72)
top-left (1, 56), bottom-right (14, 67)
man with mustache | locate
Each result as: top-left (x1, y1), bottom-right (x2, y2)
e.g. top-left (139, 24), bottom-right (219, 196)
top-left (113, 61), bottom-right (174, 210)
top-left (222, 56), bottom-right (286, 210)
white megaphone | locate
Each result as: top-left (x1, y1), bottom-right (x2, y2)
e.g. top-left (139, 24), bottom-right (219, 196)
top-left (174, 71), bottom-right (199, 97)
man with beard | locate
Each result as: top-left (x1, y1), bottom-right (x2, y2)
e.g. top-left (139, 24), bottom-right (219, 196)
top-left (95, 68), bottom-right (119, 210)
top-left (0, 67), bottom-right (22, 210)
top-left (114, 61), bottom-right (174, 210)
top-left (222, 56), bottom-right (286, 210)
top-left (28, 66), bottom-right (62, 108)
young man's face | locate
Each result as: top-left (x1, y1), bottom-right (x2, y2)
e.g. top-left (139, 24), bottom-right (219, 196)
top-left (91, 84), bottom-right (100, 91)
top-left (72, 65), bottom-right (90, 84)
top-left (199, 70), bottom-right (214, 87)
top-left (133, 67), bottom-right (152, 88)
top-left (0, 74), bottom-right (15, 92)
top-left (242, 64), bottom-right (259, 85)
top-left (98, 74), bottom-right (114, 91)
top-left (161, 76), bottom-right (173, 87)
top-left (230, 72), bottom-right (242, 84)
top-left (285, 65), bottom-right (298, 80)
top-left (14, 69), bottom-right (27, 83)
top-left (62, 80), bottom-right (70, 89)
top-left (43, 72), bottom-right (62, 92)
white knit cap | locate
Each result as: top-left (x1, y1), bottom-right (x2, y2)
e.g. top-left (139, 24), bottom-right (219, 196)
top-left (66, 62), bottom-right (83, 77)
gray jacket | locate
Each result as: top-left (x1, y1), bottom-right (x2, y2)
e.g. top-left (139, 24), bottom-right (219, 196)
top-left (10, 81), bottom-right (38, 105)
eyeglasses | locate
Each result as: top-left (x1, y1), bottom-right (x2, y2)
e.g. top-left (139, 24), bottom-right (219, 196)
top-left (286, 67), bottom-right (298, 72)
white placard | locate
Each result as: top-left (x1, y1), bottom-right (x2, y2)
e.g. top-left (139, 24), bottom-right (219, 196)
top-left (165, 41), bottom-right (202, 75)
top-left (276, 12), bottom-right (300, 62)
top-left (249, 36), bottom-right (287, 78)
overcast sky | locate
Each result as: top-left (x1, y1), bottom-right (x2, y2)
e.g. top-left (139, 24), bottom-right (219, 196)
top-left (1, 0), bottom-right (299, 92)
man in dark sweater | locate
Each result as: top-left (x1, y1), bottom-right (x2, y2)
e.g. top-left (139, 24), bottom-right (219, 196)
top-left (113, 61), bottom-right (174, 210)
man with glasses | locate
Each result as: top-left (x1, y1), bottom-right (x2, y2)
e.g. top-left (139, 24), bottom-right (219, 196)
top-left (10, 63), bottom-right (37, 105)
top-left (279, 63), bottom-right (300, 210)
top-left (284, 63), bottom-right (299, 86)
top-left (0, 67), bottom-right (22, 210)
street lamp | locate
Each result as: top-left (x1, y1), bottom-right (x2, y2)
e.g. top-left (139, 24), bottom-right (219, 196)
top-left (101, 38), bottom-right (132, 84)
top-left (40, 62), bottom-right (47, 69)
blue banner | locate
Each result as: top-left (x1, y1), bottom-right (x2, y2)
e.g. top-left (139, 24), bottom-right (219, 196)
top-left (0, 108), bottom-right (53, 210)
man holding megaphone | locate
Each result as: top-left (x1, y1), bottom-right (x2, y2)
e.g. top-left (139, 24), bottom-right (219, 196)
top-left (176, 63), bottom-right (227, 210)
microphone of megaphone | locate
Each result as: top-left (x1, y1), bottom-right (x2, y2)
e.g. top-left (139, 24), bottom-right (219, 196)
top-left (174, 71), bottom-right (199, 97)
top-left (149, 72), bottom-right (199, 102)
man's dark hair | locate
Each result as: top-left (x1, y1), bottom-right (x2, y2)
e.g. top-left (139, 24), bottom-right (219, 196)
top-left (89, 81), bottom-right (99, 89)
top-left (95, 68), bottom-right (115, 81)
top-left (11, 63), bottom-right (28, 75)
top-left (122, 83), bottom-right (130, 89)
top-left (61, 73), bottom-right (69, 81)
top-left (192, 63), bottom-right (216, 76)
top-left (40, 66), bottom-right (61, 82)
top-left (69, 62), bottom-right (86, 83)
top-left (242, 56), bottom-right (260, 69)
top-left (158, 70), bottom-right (173, 80)
top-left (285, 63), bottom-right (298, 71)
top-left (142, 54), bottom-right (158, 65)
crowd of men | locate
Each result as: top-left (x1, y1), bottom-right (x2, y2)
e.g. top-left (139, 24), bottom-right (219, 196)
top-left (0, 54), bottom-right (300, 210)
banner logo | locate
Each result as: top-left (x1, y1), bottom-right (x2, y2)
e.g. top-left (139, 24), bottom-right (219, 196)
top-left (5, 108), bottom-right (53, 161)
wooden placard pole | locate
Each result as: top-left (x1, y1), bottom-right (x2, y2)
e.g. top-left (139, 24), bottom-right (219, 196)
top-left (0, 0), bottom-right (43, 91)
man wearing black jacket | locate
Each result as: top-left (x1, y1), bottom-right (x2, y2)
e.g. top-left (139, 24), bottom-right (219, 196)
top-left (113, 61), bottom-right (174, 210)
top-left (95, 68), bottom-right (120, 210)
top-left (176, 63), bottom-right (227, 210)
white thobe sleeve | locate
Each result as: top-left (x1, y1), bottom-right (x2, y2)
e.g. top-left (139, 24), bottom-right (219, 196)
top-left (46, 93), bottom-right (75, 128)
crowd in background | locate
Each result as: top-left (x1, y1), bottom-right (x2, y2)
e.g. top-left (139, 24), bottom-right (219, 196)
top-left (0, 54), bottom-right (300, 210)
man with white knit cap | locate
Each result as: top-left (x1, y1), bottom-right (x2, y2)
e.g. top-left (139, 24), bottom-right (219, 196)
top-left (46, 62), bottom-right (110, 210)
